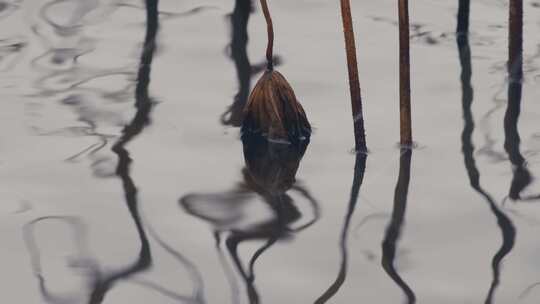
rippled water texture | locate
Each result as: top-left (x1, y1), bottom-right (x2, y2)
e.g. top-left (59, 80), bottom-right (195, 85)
top-left (2, 0), bottom-right (540, 303)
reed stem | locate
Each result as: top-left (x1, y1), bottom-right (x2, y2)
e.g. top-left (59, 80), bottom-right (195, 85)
top-left (398, 0), bottom-right (412, 146)
top-left (456, 0), bottom-right (470, 35)
top-left (259, 0), bottom-right (274, 70)
top-left (340, 0), bottom-right (367, 151)
top-left (508, 0), bottom-right (523, 79)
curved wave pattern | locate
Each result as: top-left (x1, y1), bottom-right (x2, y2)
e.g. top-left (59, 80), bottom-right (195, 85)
top-left (0, 35), bottom-right (27, 72)
top-left (180, 137), bottom-right (319, 304)
top-left (26, 0), bottom-right (139, 172)
top-left (0, 0), bottom-right (26, 72)
top-left (0, 0), bottom-right (21, 20)
top-left (23, 216), bottom-right (99, 304)
top-left (22, 1), bottom-right (169, 304)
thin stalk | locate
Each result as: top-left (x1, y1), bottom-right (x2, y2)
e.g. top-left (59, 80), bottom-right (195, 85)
top-left (456, 0), bottom-right (470, 35)
top-left (259, 0), bottom-right (274, 70)
top-left (398, 0), bottom-right (412, 145)
top-left (340, 0), bottom-right (367, 151)
top-left (505, 0), bottom-right (530, 200)
top-left (508, 0), bottom-right (523, 78)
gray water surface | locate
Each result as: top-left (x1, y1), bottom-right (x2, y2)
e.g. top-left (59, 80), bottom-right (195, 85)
top-left (2, 0), bottom-right (540, 303)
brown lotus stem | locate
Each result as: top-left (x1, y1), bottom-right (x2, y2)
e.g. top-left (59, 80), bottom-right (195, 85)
top-left (399, 0), bottom-right (412, 146)
top-left (508, 0), bottom-right (523, 79)
top-left (340, 0), bottom-right (367, 151)
top-left (259, 0), bottom-right (274, 70)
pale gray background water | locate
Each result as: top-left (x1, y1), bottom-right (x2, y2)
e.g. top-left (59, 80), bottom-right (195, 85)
top-left (1, 0), bottom-right (540, 303)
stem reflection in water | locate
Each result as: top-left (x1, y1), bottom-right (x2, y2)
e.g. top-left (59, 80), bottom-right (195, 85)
top-left (180, 134), bottom-right (318, 304)
top-left (504, 0), bottom-right (537, 202)
top-left (24, 1), bottom-right (160, 303)
top-left (314, 153), bottom-right (367, 304)
top-left (88, 0), bottom-right (160, 301)
top-left (456, 2), bottom-right (516, 303)
top-left (381, 149), bottom-right (415, 304)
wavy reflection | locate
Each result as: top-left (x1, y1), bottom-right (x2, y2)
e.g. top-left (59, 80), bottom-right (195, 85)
top-left (88, 1), bottom-right (160, 301)
top-left (85, 0), bottom-right (160, 301)
top-left (456, 3), bottom-right (516, 303)
top-left (180, 134), bottom-right (318, 304)
top-left (0, 0), bottom-right (21, 21)
top-left (381, 149), bottom-right (415, 304)
top-left (23, 216), bottom-right (99, 304)
top-left (28, 0), bottom-right (134, 167)
top-left (130, 221), bottom-right (206, 303)
top-left (314, 153), bottom-right (367, 304)
top-left (39, 0), bottom-right (100, 36)
top-left (221, 0), bottom-right (252, 126)
top-left (24, 1), bottom-right (159, 303)
top-left (0, 36), bottom-right (27, 71)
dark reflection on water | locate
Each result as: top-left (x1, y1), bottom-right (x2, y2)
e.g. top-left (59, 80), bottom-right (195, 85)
top-left (314, 153), bottom-right (367, 304)
top-left (456, 0), bottom-right (470, 35)
top-left (457, 2), bottom-right (516, 303)
top-left (28, 0), bottom-right (133, 171)
top-left (180, 134), bottom-right (318, 304)
top-left (221, 0), bottom-right (252, 127)
top-left (381, 149), bottom-right (415, 304)
top-left (87, 0), bottom-right (161, 300)
top-left (24, 0), bottom-right (159, 303)
top-left (180, 3), bottom-right (315, 299)
top-left (504, 0), bottom-right (537, 202)
top-left (6, 0), bottom-right (540, 303)
top-left (0, 0), bottom-right (20, 20)
top-left (87, 0), bottom-right (160, 301)
top-left (134, 222), bottom-right (206, 303)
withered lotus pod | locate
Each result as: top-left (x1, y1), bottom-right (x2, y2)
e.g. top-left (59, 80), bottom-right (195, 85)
top-left (242, 132), bottom-right (309, 195)
top-left (241, 70), bottom-right (311, 143)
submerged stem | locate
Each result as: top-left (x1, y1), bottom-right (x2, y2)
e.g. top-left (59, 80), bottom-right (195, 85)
top-left (340, 0), bottom-right (367, 151)
top-left (259, 0), bottom-right (274, 70)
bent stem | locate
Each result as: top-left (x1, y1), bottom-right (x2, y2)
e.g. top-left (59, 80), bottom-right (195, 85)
top-left (259, 0), bottom-right (274, 70)
top-left (340, 0), bottom-right (367, 151)
top-left (399, 0), bottom-right (412, 145)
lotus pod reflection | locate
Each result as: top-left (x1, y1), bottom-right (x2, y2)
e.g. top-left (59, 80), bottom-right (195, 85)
top-left (242, 132), bottom-right (309, 195)
top-left (242, 70), bottom-right (311, 142)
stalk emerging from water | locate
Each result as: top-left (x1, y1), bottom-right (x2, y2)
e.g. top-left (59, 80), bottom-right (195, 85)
top-left (242, 0), bottom-right (311, 143)
top-left (504, 0), bottom-right (531, 201)
top-left (339, 0), bottom-right (367, 151)
top-left (259, 0), bottom-right (274, 70)
top-left (398, 0), bottom-right (412, 146)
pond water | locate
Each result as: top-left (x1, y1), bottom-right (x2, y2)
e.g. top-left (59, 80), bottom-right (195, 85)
top-left (2, 0), bottom-right (540, 303)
